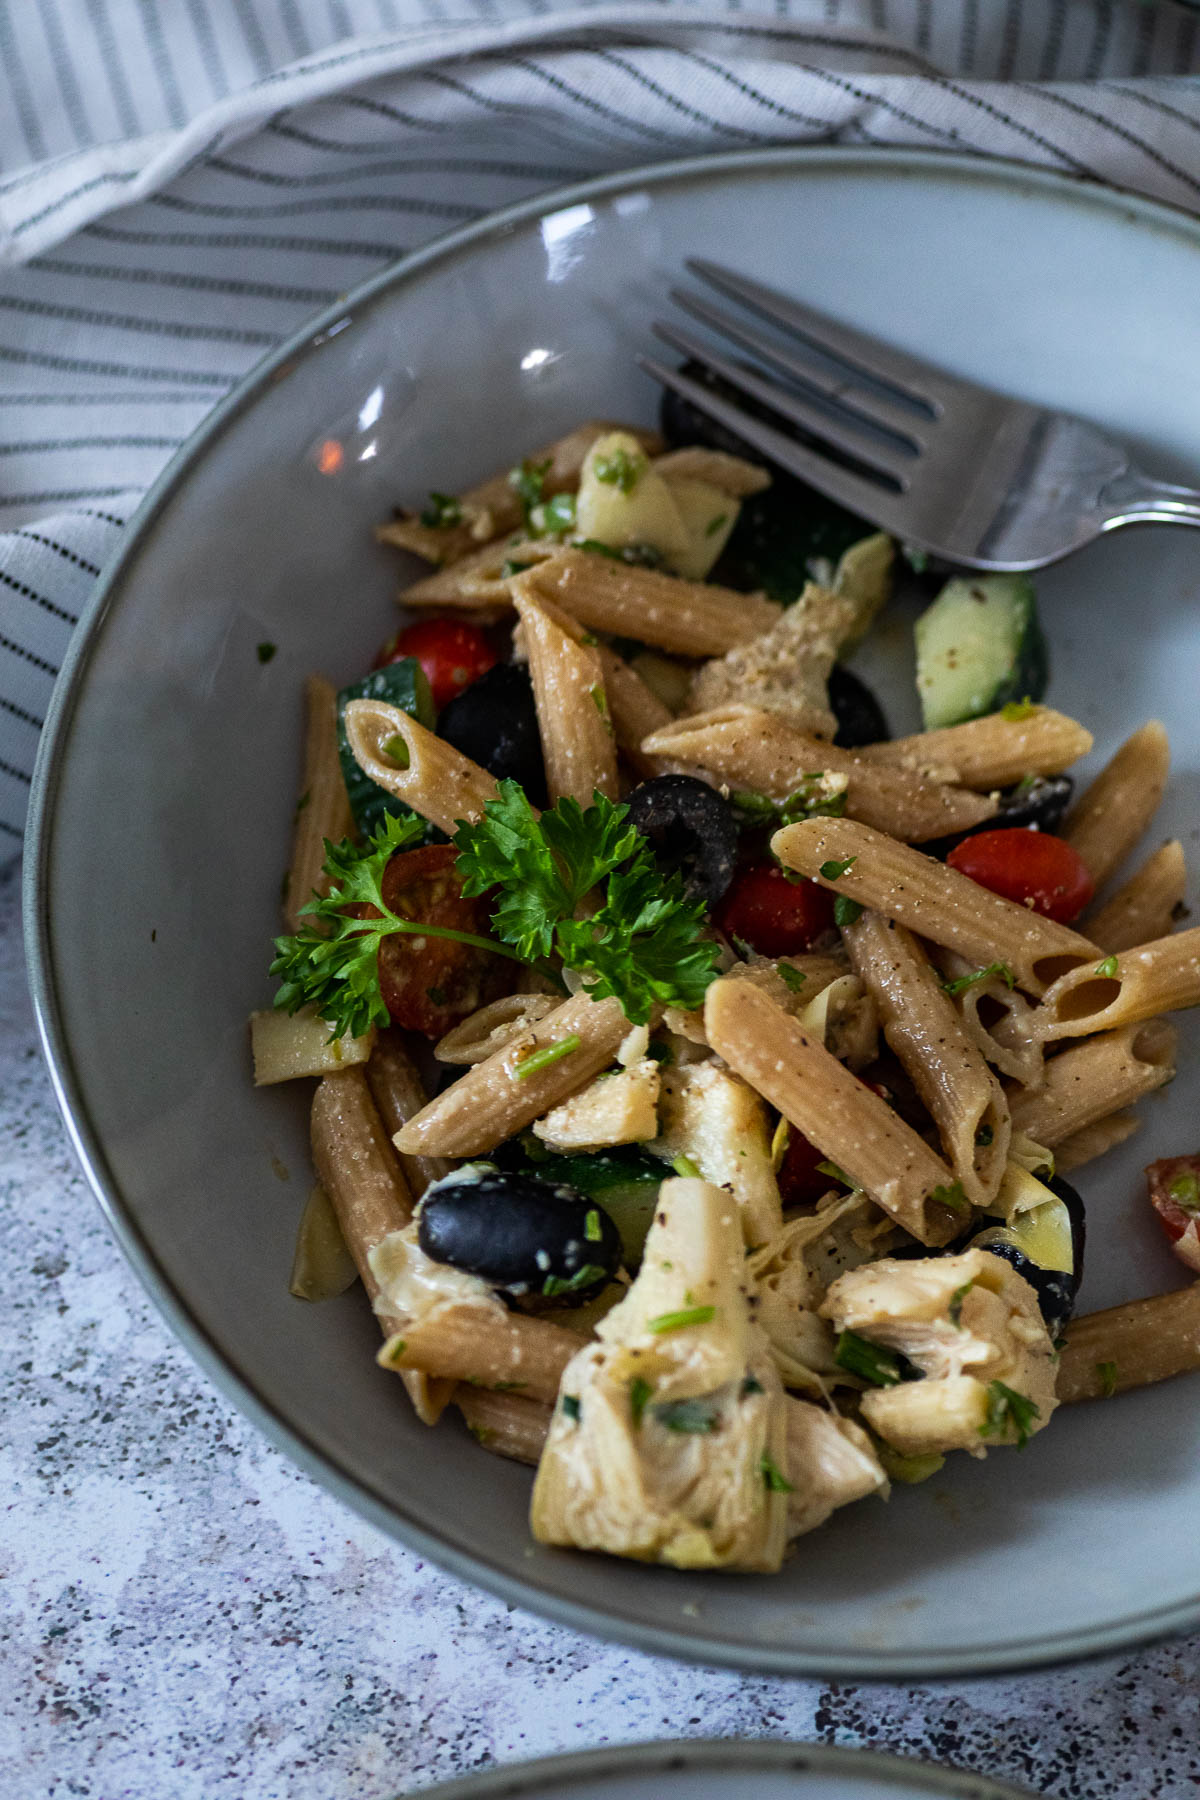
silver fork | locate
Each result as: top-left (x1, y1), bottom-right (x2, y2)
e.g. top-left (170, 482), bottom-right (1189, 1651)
top-left (639, 258), bottom-right (1200, 572)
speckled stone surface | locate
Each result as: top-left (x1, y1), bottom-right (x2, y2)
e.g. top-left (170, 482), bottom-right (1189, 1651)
top-left (2, 861), bottom-right (1198, 1800)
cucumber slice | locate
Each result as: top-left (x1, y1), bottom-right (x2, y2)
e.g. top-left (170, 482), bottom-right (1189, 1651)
top-left (914, 575), bottom-right (1048, 730)
top-left (337, 657), bottom-right (435, 836)
top-left (531, 1147), bottom-right (664, 1270)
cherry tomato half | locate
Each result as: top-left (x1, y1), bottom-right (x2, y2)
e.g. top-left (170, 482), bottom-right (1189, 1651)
top-left (363, 845), bottom-right (508, 1037)
top-left (714, 861), bottom-right (836, 957)
top-left (375, 618), bottom-right (497, 711)
top-left (1145, 1155), bottom-right (1200, 1275)
top-left (946, 827), bottom-right (1094, 923)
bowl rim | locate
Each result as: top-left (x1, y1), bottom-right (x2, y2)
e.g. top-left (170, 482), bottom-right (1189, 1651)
top-left (389, 1737), bottom-right (1040, 1800)
top-left (23, 142), bottom-right (1200, 1680)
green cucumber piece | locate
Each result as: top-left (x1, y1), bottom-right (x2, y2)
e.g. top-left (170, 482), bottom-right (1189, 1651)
top-left (336, 658), bottom-right (435, 836)
top-left (914, 575), bottom-right (1048, 730)
top-left (538, 1147), bottom-right (664, 1270)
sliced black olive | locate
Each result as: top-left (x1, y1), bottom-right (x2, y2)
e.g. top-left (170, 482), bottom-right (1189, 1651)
top-left (437, 662), bottom-right (547, 806)
top-left (828, 665), bottom-right (888, 749)
top-left (417, 1169), bottom-right (622, 1307)
top-left (923, 774), bottom-right (1075, 861)
top-left (968, 1173), bottom-right (1085, 1337)
top-left (626, 773), bottom-right (738, 906)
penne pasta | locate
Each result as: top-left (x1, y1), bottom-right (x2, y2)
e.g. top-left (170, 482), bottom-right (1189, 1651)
top-left (650, 446), bottom-right (771, 495)
top-left (860, 705), bottom-right (1093, 790)
top-left (365, 1029), bottom-right (455, 1200)
top-left (844, 911), bottom-right (1010, 1210)
top-left (644, 707), bottom-right (997, 844)
top-left (1009, 1019), bottom-right (1176, 1146)
top-left (512, 586), bottom-right (618, 805)
top-left (285, 675), bottom-right (355, 930)
top-left (310, 1067), bottom-right (454, 1424)
top-left (392, 992), bottom-right (630, 1157)
top-left (1062, 721), bottom-right (1169, 889)
top-left (378, 1305), bottom-right (583, 1404)
top-left (343, 697), bottom-right (500, 834)
top-left (1058, 1282), bottom-right (1200, 1403)
top-left (773, 816), bottom-right (1097, 996)
top-left (594, 645), bottom-right (677, 778)
top-left (704, 976), bottom-right (966, 1246)
top-left (1054, 1110), bottom-right (1141, 1174)
top-left (1033, 928), bottom-right (1200, 1040)
top-left (376, 421), bottom-right (661, 566)
top-left (398, 536), bottom-right (558, 611)
top-left (1086, 839), bottom-right (1187, 953)
top-left (453, 1386), bottom-right (554, 1465)
top-left (510, 548), bottom-right (781, 657)
top-left (932, 947), bottom-right (1045, 1090)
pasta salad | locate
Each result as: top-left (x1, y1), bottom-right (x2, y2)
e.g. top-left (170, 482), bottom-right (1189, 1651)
top-left (252, 405), bottom-right (1200, 1574)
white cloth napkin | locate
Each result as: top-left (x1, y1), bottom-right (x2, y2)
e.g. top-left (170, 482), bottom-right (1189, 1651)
top-left (3, 0), bottom-right (1200, 857)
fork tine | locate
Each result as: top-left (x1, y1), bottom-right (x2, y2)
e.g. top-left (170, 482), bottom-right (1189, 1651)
top-left (637, 352), bottom-right (918, 543)
top-left (670, 286), bottom-right (926, 449)
top-left (651, 320), bottom-right (913, 484)
top-left (687, 258), bottom-right (952, 414)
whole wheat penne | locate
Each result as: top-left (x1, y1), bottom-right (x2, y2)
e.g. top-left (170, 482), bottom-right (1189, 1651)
top-left (378, 1305), bottom-right (582, 1404)
top-left (512, 548), bottom-right (781, 657)
top-left (932, 947), bottom-right (1045, 1090)
top-left (310, 1067), bottom-right (453, 1425)
top-left (651, 446), bottom-right (771, 495)
top-left (393, 992), bottom-right (629, 1157)
top-left (285, 675), bottom-right (355, 930)
top-left (845, 912), bottom-right (1009, 1210)
top-left (454, 1385), bottom-right (554, 1464)
top-left (1009, 1019), bottom-right (1177, 1145)
top-left (860, 706), bottom-right (1093, 789)
top-left (773, 817), bottom-right (1097, 995)
top-left (376, 421), bottom-right (661, 565)
top-left (704, 977), bottom-right (965, 1245)
top-left (1086, 840), bottom-right (1187, 953)
top-left (343, 697), bottom-right (500, 833)
top-left (644, 707), bottom-right (996, 844)
top-left (513, 586), bottom-right (618, 805)
top-left (365, 1029), bottom-right (454, 1200)
top-left (398, 536), bottom-right (557, 610)
top-left (1054, 1110), bottom-right (1141, 1173)
top-left (1034, 928), bottom-right (1200, 1040)
top-left (1062, 721), bottom-right (1169, 888)
top-left (594, 645), bottom-right (677, 778)
top-left (1058, 1282), bottom-right (1200, 1403)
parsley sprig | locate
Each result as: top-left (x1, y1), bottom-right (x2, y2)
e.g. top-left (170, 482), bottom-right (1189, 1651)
top-left (454, 781), bottom-right (721, 1025)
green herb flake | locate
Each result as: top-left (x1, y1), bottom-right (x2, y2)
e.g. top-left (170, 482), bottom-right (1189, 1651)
top-left (593, 448), bottom-right (645, 494)
top-left (834, 1329), bottom-right (905, 1387)
top-left (509, 456), bottom-right (552, 528)
top-left (645, 1041), bottom-right (674, 1066)
top-left (819, 856), bottom-right (857, 881)
top-left (777, 773), bottom-right (849, 825)
top-left (500, 559), bottom-right (533, 579)
top-left (648, 1305), bottom-right (717, 1335)
top-left (419, 491), bottom-right (463, 529)
top-left (294, 789), bottom-right (311, 818)
top-left (816, 1160), bottom-right (851, 1186)
top-left (671, 1154), bottom-right (702, 1180)
top-left (1095, 955), bottom-right (1119, 978)
top-left (931, 1179), bottom-right (969, 1212)
top-left (1000, 697), bottom-right (1037, 722)
top-left (1168, 1172), bottom-right (1200, 1214)
top-left (741, 1375), bottom-right (764, 1398)
top-left (980, 1379), bottom-right (1040, 1449)
top-left (386, 1338), bottom-right (407, 1365)
top-left (834, 895), bottom-right (864, 928)
top-left (730, 789), bottom-right (779, 823)
top-left (629, 1376), bottom-right (654, 1427)
top-left (589, 683), bottom-right (612, 726)
top-left (515, 1034), bottom-right (582, 1080)
top-left (256, 641), bottom-right (277, 664)
top-left (539, 490), bottom-right (577, 536)
top-left (941, 961), bottom-right (1016, 998)
top-left (381, 733), bottom-right (410, 768)
top-left (561, 1394), bottom-right (582, 1423)
top-left (777, 963), bottom-right (808, 993)
top-left (760, 1452), bottom-right (795, 1494)
top-left (652, 1398), bottom-right (718, 1435)
top-left (705, 512), bottom-right (729, 538)
top-left (583, 1208), bottom-right (604, 1243)
top-left (975, 1124), bottom-right (994, 1148)
top-left (948, 1280), bottom-right (975, 1328)
top-left (542, 1262), bottom-right (608, 1298)
top-left (1096, 1360), bottom-right (1119, 1399)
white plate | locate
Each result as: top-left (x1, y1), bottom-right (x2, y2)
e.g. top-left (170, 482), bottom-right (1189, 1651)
top-left (398, 1741), bottom-right (1039, 1800)
top-left (26, 147), bottom-right (1200, 1677)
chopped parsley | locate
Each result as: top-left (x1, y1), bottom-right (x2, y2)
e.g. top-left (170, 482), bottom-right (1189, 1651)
top-left (741, 1375), bottom-right (764, 1398)
top-left (931, 1179), bottom-right (969, 1212)
top-left (834, 895), bottom-right (864, 928)
top-left (671, 1154), bottom-right (701, 1179)
top-left (514, 1035), bottom-right (581, 1080)
top-left (705, 512), bottom-right (729, 537)
top-left (948, 1280), bottom-right (975, 1328)
top-left (1096, 1360), bottom-right (1119, 1399)
top-left (419, 491), bottom-right (462, 529)
top-left (542, 1261), bottom-right (607, 1298)
top-left (537, 490), bottom-right (576, 536)
top-left (1095, 955), bottom-right (1119, 978)
top-left (819, 856), bottom-right (857, 881)
top-left (760, 1452), bottom-right (794, 1494)
top-left (629, 1376), bottom-right (653, 1428)
top-left (652, 1398), bottom-right (718, 1435)
top-left (588, 683), bottom-right (611, 727)
top-left (593, 447), bottom-right (645, 493)
top-left (583, 1208), bottom-right (604, 1242)
top-left (509, 456), bottom-right (552, 528)
top-left (834, 1330), bottom-right (908, 1387)
top-left (816, 1160), bottom-right (851, 1186)
top-left (941, 961), bottom-right (1016, 998)
top-left (381, 733), bottom-right (410, 767)
top-left (777, 963), bottom-right (808, 993)
top-left (561, 1394), bottom-right (582, 1423)
top-left (1000, 698), bottom-right (1037, 722)
top-left (648, 1305), bottom-right (716, 1334)
top-left (980, 1379), bottom-right (1040, 1449)
top-left (574, 538), bottom-right (662, 568)
top-left (256, 641), bottom-right (277, 664)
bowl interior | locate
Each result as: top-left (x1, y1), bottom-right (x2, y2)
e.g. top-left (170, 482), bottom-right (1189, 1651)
top-left (32, 150), bottom-right (1200, 1676)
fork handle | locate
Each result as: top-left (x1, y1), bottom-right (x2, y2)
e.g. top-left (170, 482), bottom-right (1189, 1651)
top-left (1102, 468), bottom-right (1200, 531)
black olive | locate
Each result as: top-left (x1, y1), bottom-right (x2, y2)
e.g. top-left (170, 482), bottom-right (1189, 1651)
top-left (418, 1169), bottom-right (622, 1307)
top-left (828, 665), bottom-right (888, 748)
top-left (969, 1173), bottom-right (1086, 1338)
top-left (437, 662), bottom-right (547, 806)
top-left (626, 773), bottom-right (738, 906)
top-left (923, 774), bottom-right (1075, 861)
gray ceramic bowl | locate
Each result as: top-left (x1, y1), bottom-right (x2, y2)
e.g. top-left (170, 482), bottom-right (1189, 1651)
top-left (26, 148), bottom-right (1200, 1678)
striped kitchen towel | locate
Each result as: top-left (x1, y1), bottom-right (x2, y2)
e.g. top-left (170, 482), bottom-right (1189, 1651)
top-left (2, 0), bottom-right (1200, 857)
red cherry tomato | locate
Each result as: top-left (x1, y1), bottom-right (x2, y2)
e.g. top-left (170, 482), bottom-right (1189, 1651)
top-left (1145, 1155), bottom-right (1200, 1275)
top-left (776, 1128), bottom-right (834, 1210)
top-left (355, 845), bottom-right (507, 1037)
top-left (714, 861), bottom-right (836, 957)
top-left (946, 828), bottom-right (1094, 923)
top-left (375, 618), bottom-right (497, 710)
